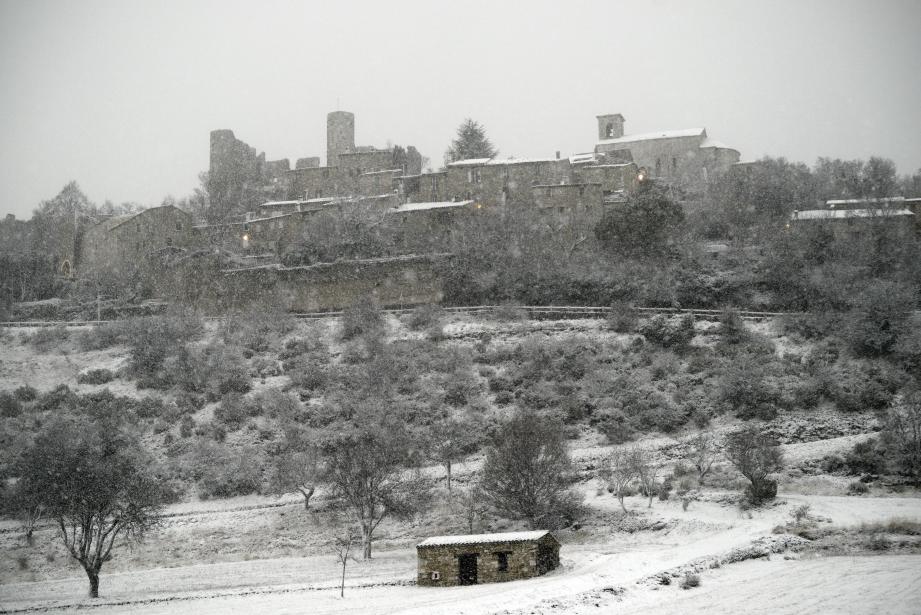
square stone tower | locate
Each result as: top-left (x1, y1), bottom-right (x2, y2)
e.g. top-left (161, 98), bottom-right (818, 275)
top-left (597, 114), bottom-right (625, 140)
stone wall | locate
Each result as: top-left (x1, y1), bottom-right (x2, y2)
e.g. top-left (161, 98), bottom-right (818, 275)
top-left (213, 254), bottom-right (447, 312)
top-left (417, 535), bottom-right (560, 587)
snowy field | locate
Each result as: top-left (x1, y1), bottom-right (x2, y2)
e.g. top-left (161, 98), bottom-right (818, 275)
top-left (2, 495), bottom-right (919, 615)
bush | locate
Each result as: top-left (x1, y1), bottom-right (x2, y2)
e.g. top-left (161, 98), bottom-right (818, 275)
top-left (34, 384), bottom-right (77, 413)
top-left (717, 360), bottom-right (786, 420)
top-left (13, 385), bottom-right (38, 402)
top-left (825, 360), bottom-right (902, 413)
top-left (605, 302), bottom-right (637, 333)
top-left (180, 441), bottom-right (263, 499)
top-left (0, 392), bottom-right (22, 418)
top-left (134, 397), bottom-right (168, 419)
top-left (680, 573), bottom-right (700, 589)
top-left (340, 297), bottom-right (384, 341)
top-left (595, 409), bottom-right (635, 443)
top-left (77, 368), bottom-right (115, 385)
top-left (76, 321), bottom-right (129, 351)
top-left (842, 438), bottom-right (887, 475)
top-left (125, 312), bottom-right (204, 379)
top-left (27, 326), bottom-right (70, 351)
top-left (213, 393), bottom-right (250, 430)
top-left (848, 481), bottom-right (870, 495)
top-left (406, 304), bottom-right (443, 331)
top-left (638, 314), bottom-right (695, 350)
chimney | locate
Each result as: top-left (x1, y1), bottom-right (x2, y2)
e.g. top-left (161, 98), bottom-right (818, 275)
top-left (555, 151), bottom-right (560, 159)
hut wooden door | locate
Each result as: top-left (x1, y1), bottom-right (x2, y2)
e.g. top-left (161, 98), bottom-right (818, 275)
top-left (458, 553), bottom-right (478, 585)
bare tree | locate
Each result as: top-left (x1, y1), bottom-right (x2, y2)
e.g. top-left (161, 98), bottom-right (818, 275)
top-left (628, 447), bottom-right (658, 508)
top-left (334, 526), bottom-right (360, 598)
top-left (601, 449), bottom-right (636, 513)
top-left (685, 432), bottom-right (719, 484)
top-left (322, 414), bottom-right (431, 559)
top-left (452, 486), bottom-right (488, 534)
top-left (267, 446), bottom-right (320, 510)
top-left (428, 415), bottom-right (478, 492)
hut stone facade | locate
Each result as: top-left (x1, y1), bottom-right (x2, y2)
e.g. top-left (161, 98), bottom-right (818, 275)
top-left (416, 530), bottom-right (560, 587)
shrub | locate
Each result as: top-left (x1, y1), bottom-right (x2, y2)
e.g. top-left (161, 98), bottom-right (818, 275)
top-left (179, 415), bottom-right (194, 438)
top-left (76, 321), bottom-right (129, 351)
top-left (680, 573), bottom-right (700, 589)
top-left (489, 305), bottom-right (527, 322)
top-left (27, 326), bottom-right (70, 352)
top-left (606, 302), bottom-right (637, 333)
top-left (717, 360), bottom-right (786, 420)
top-left (825, 360), bottom-right (902, 413)
top-left (638, 314), bottom-right (695, 350)
top-left (595, 409), bottom-right (634, 444)
top-left (847, 480), bottom-right (869, 495)
top-left (213, 393), bottom-right (250, 430)
top-left (842, 438), bottom-right (887, 475)
top-left (406, 304), bottom-right (444, 331)
top-left (77, 368), bottom-right (115, 385)
top-left (125, 312), bottom-right (204, 379)
top-left (34, 384), bottom-right (77, 412)
top-left (134, 397), bottom-right (168, 419)
top-left (340, 297), bottom-right (384, 341)
top-left (181, 441), bottom-right (263, 499)
top-left (0, 392), bottom-right (22, 418)
top-left (790, 504), bottom-right (811, 522)
top-left (219, 306), bottom-right (298, 353)
top-left (13, 385), bottom-right (38, 402)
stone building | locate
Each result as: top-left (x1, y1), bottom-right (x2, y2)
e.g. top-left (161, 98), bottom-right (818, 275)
top-left (79, 205), bottom-right (195, 276)
top-left (788, 207), bottom-right (916, 241)
top-left (417, 531), bottom-right (560, 587)
top-left (438, 155), bottom-right (637, 210)
top-left (594, 114), bottom-right (739, 193)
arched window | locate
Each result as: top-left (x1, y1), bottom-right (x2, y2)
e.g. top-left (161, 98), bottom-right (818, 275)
top-left (606, 123), bottom-right (615, 138)
top-left (60, 260), bottom-right (71, 277)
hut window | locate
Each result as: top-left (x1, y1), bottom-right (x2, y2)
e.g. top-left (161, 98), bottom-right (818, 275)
top-left (496, 552), bottom-right (510, 572)
top-left (175, 221), bottom-right (182, 231)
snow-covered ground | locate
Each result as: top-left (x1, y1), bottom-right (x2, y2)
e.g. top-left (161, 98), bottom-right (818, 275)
top-left (2, 494), bottom-right (919, 615)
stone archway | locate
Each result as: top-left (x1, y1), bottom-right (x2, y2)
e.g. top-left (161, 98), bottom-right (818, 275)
top-left (60, 260), bottom-right (72, 278)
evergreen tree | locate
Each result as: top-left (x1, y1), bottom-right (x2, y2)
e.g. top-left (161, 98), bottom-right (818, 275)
top-left (445, 119), bottom-right (497, 163)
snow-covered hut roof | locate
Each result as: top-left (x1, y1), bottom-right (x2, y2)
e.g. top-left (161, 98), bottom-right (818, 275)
top-left (597, 128), bottom-right (706, 146)
top-left (417, 530), bottom-right (554, 548)
top-left (446, 158), bottom-right (493, 167)
top-left (390, 200), bottom-right (473, 213)
top-left (700, 138), bottom-right (736, 150)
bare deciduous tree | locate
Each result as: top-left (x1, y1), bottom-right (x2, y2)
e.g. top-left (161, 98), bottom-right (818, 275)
top-left (628, 447), bottom-right (658, 508)
top-left (334, 525), bottom-right (360, 598)
top-left (452, 486), bottom-right (488, 534)
top-left (322, 413), bottom-right (431, 559)
top-left (685, 432), bottom-right (720, 484)
top-left (601, 449), bottom-right (636, 513)
top-left (882, 393), bottom-right (921, 483)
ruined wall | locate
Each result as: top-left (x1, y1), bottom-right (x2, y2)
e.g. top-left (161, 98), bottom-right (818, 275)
top-left (208, 129), bottom-right (267, 217)
top-left (295, 157), bottom-right (321, 169)
top-left (445, 159), bottom-right (570, 207)
top-left (400, 172), bottom-right (448, 203)
top-left (531, 183), bottom-right (604, 211)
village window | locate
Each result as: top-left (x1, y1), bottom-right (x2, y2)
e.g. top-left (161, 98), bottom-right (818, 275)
top-left (495, 552), bottom-right (510, 572)
top-left (606, 122), bottom-right (615, 138)
top-left (545, 187), bottom-right (552, 197)
top-left (175, 221), bottom-right (182, 231)
top-left (165, 237), bottom-right (172, 246)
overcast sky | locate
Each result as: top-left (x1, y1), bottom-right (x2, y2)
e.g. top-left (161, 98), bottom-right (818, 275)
top-left (1, 0), bottom-right (919, 218)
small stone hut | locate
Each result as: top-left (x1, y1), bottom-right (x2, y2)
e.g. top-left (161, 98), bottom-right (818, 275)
top-left (416, 530), bottom-right (560, 587)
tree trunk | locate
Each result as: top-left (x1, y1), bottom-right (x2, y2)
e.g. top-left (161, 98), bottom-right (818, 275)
top-left (445, 461), bottom-right (452, 492)
top-left (340, 560), bottom-right (347, 597)
top-left (86, 567), bottom-right (100, 598)
top-left (618, 493), bottom-right (627, 513)
top-left (361, 525), bottom-right (372, 559)
top-left (299, 486), bottom-right (315, 510)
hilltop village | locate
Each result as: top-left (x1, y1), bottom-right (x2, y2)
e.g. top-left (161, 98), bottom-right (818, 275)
top-left (58, 111), bottom-right (743, 312)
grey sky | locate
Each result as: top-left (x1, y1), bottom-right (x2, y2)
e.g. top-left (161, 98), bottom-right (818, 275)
top-left (1, 0), bottom-right (919, 218)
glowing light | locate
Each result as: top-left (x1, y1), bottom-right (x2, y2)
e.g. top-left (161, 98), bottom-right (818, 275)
top-left (475, 203), bottom-right (482, 209)
top-left (242, 234), bottom-right (249, 241)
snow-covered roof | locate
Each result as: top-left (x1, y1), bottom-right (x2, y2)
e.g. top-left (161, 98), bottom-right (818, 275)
top-left (417, 530), bottom-right (553, 548)
top-left (448, 157), bottom-right (561, 167)
top-left (446, 158), bottom-right (493, 167)
top-left (825, 197), bottom-right (906, 206)
top-left (258, 198), bottom-right (333, 208)
top-left (598, 128), bottom-right (706, 146)
top-left (791, 208), bottom-right (914, 221)
top-left (487, 157), bottom-right (559, 166)
top-left (700, 138), bottom-right (736, 151)
top-left (390, 200), bottom-right (473, 213)
top-left (569, 153), bottom-right (598, 164)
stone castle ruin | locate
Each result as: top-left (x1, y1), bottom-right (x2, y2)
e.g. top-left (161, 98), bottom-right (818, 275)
top-left (71, 110), bottom-right (741, 311)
